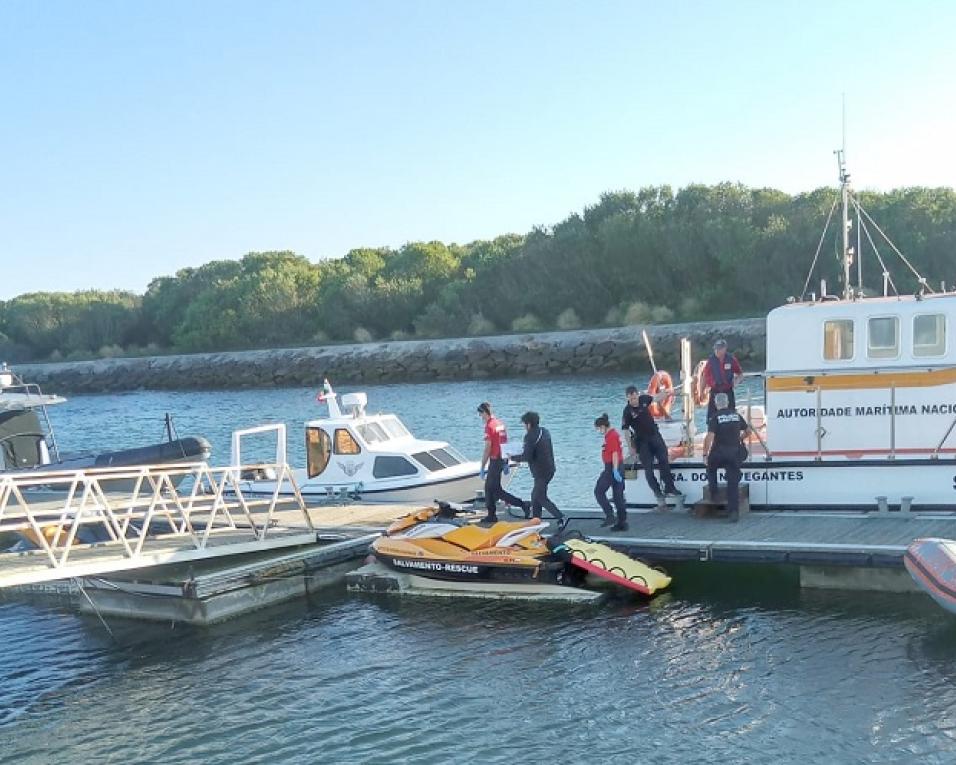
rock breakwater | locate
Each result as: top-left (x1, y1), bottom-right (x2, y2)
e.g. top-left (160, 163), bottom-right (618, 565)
top-left (14, 318), bottom-right (766, 393)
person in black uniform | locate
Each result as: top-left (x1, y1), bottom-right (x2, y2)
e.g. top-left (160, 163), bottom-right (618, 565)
top-left (621, 385), bottom-right (681, 499)
top-left (703, 392), bottom-right (750, 522)
top-left (511, 411), bottom-right (564, 521)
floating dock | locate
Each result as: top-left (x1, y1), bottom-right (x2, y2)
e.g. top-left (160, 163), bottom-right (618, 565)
top-left (573, 505), bottom-right (956, 593)
top-left (0, 440), bottom-right (437, 623)
top-left (71, 533), bottom-right (377, 624)
top-left (3, 504), bottom-right (422, 625)
top-left (5, 457), bottom-right (954, 623)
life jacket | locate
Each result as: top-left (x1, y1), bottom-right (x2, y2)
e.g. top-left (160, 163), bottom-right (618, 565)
top-left (707, 354), bottom-right (734, 392)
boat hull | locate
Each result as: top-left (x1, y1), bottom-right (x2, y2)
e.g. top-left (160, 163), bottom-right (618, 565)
top-left (240, 471), bottom-right (490, 505)
top-left (625, 457), bottom-right (956, 511)
top-left (373, 550), bottom-right (566, 585)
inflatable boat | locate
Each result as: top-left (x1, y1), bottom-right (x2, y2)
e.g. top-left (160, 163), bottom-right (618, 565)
top-left (1, 366), bottom-right (211, 483)
top-left (904, 538), bottom-right (956, 614)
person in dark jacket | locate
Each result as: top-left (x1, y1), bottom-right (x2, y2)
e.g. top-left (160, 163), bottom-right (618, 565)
top-left (703, 392), bottom-right (750, 522)
top-left (621, 385), bottom-right (681, 499)
top-left (511, 411), bottom-right (563, 520)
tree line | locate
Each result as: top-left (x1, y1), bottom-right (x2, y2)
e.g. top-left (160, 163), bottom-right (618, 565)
top-left (2, 183), bottom-right (955, 362)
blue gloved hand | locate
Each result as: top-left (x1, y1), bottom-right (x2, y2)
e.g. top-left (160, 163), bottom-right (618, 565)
top-left (613, 468), bottom-right (623, 483)
top-left (479, 467), bottom-right (487, 480)
top-left (503, 462), bottom-right (511, 476)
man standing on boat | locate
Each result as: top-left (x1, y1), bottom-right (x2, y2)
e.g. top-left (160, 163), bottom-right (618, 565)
top-left (621, 385), bottom-right (681, 500)
top-left (512, 411), bottom-right (564, 522)
top-left (703, 392), bottom-right (750, 522)
top-left (703, 339), bottom-right (743, 420)
top-left (478, 402), bottom-right (529, 524)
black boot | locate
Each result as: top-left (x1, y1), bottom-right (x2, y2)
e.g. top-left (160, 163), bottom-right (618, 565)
top-left (600, 515), bottom-right (614, 527)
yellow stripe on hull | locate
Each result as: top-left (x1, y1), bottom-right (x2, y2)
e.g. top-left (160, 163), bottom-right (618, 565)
top-left (767, 366), bottom-right (956, 392)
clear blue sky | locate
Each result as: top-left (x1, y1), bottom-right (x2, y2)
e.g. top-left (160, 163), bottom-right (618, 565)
top-left (1, 1), bottom-right (954, 299)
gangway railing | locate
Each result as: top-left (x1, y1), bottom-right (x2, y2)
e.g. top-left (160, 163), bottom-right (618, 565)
top-left (0, 424), bottom-right (314, 587)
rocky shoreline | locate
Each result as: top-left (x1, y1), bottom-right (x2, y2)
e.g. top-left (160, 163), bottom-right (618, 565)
top-left (13, 318), bottom-right (766, 393)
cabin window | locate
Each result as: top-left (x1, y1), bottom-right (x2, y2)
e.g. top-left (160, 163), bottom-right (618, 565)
top-left (429, 448), bottom-right (462, 467)
top-left (381, 417), bottom-right (410, 439)
top-left (306, 427), bottom-right (331, 479)
top-left (823, 320), bottom-right (854, 360)
top-left (412, 451), bottom-right (445, 472)
top-left (372, 456), bottom-right (419, 479)
top-left (867, 316), bottom-right (899, 359)
top-left (334, 428), bottom-right (361, 455)
top-left (914, 314), bottom-right (946, 357)
top-left (356, 422), bottom-right (389, 444)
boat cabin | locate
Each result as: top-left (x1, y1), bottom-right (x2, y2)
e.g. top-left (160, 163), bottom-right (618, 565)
top-left (0, 410), bottom-right (51, 470)
top-left (303, 392), bottom-right (469, 484)
top-left (0, 367), bottom-right (62, 471)
top-left (762, 292), bottom-right (956, 458)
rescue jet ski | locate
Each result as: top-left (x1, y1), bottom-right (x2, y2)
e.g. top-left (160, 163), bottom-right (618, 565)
top-left (371, 502), bottom-right (671, 596)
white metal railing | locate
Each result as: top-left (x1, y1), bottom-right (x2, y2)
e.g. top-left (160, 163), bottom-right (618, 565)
top-left (0, 425), bottom-right (311, 578)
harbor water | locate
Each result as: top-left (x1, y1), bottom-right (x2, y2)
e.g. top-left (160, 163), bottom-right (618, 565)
top-left (2, 374), bottom-right (956, 764)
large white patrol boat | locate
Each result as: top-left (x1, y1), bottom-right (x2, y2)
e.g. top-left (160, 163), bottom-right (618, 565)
top-left (625, 152), bottom-right (956, 512)
top-left (237, 382), bottom-right (487, 504)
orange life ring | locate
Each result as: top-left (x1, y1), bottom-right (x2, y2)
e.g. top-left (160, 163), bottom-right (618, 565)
top-left (647, 370), bottom-right (675, 418)
top-left (692, 359), bottom-right (710, 407)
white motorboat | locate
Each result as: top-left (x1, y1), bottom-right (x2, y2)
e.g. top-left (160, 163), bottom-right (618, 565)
top-left (626, 150), bottom-right (956, 512)
top-left (236, 382), bottom-right (488, 504)
top-left (0, 363), bottom-right (211, 479)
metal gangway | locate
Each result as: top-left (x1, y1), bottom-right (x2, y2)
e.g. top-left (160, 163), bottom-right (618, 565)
top-left (0, 424), bottom-right (314, 588)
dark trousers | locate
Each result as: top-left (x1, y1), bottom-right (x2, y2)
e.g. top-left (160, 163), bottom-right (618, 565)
top-left (530, 474), bottom-right (562, 519)
top-left (706, 448), bottom-right (743, 517)
top-left (638, 434), bottom-right (677, 496)
top-left (485, 458), bottom-right (525, 517)
top-left (594, 463), bottom-right (626, 524)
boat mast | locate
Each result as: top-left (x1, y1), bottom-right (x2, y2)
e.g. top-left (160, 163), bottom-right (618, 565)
top-left (836, 98), bottom-right (854, 300)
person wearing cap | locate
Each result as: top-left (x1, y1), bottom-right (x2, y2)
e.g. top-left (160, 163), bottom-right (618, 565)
top-left (621, 385), bottom-right (681, 499)
top-left (511, 411), bottom-right (563, 521)
top-left (702, 339), bottom-right (743, 420)
top-left (477, 401), bottom-right (529, 523)
top-left (703, 392), bottom-right (750, 522)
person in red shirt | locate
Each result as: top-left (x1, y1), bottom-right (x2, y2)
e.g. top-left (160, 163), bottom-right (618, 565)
top-left (593, 413), bottom-right (628, 531)
top-left (478, 401), bottom-right (529, 524)
top-left (702, 338), bottom-right (744, 420)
